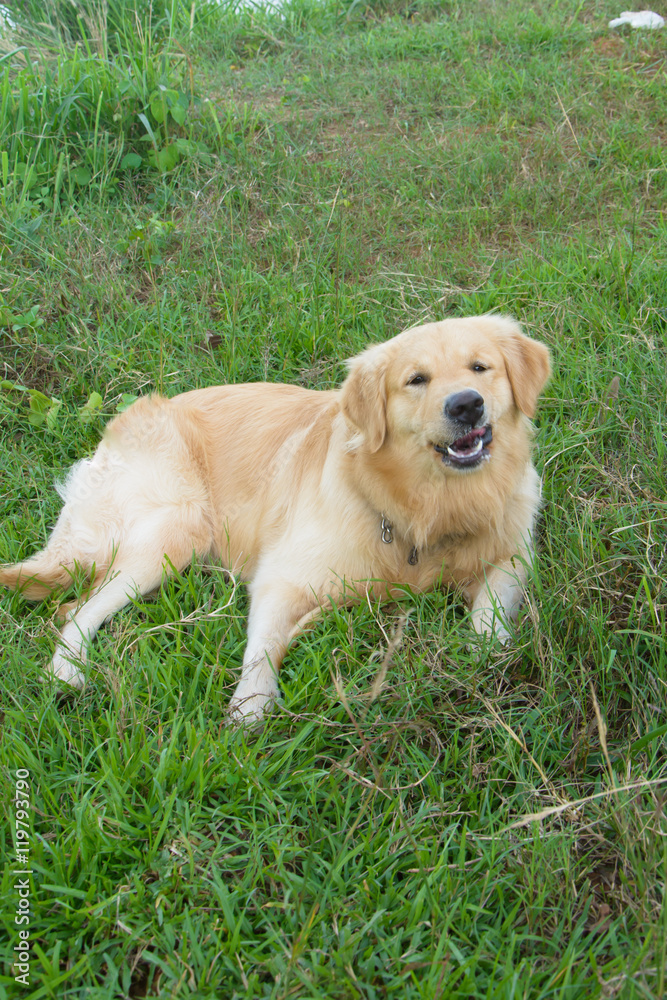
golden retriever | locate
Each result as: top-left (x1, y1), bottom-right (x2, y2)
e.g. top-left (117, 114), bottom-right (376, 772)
top-left (0, 315), bottom-right (550, 722)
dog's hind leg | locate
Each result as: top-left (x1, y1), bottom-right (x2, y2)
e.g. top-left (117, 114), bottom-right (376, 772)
top-left (2, 399), bottom-right (216, 685)
top-left (50, 571), bottom-right (143, 686)
top-left (49, 518), bottom-right (213, 686)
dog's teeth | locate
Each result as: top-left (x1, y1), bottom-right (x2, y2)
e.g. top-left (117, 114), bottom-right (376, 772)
top-left (448, 438), bottom-right (483, 458)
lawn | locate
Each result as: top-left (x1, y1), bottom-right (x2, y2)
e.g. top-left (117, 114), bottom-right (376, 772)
top-left (0, 0), bottom-right (666, 996)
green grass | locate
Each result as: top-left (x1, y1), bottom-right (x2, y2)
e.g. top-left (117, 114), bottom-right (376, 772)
top-left (1, 0), bottom-right (666, 996)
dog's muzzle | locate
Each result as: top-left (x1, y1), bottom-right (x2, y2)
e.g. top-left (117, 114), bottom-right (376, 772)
top-left (434, 391), bottom-right (492, 469)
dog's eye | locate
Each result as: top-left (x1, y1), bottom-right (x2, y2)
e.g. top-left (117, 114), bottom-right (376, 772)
top-left (471, 363), bottom-right (489, 374)
top-left (406, 373), bottom-right (429, 386)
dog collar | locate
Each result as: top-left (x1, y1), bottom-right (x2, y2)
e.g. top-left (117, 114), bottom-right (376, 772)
top-left (381, 517), bottom-right (418, 565)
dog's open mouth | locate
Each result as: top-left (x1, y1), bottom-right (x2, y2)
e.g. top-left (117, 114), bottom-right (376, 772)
top-left (433, 426), bottom-right (493, 468)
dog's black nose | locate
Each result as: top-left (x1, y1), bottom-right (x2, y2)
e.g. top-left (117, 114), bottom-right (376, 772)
top-left (444, 390), bottom-right (485, 426)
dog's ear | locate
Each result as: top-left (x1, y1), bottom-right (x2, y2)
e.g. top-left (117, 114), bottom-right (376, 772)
top-left (340, 348), bottom-right (388, 452)
top-left (498, 321), bottom-right (551, 418)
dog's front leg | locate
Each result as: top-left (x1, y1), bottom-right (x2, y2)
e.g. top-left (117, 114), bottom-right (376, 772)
top-left (228, 581), bottom-right (319, 725)
top-left (469, 558), bottom-right (528, 644)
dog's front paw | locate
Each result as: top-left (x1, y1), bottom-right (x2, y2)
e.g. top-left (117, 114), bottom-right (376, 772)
top-left (467, 617), bottom-right (513, 657)
top-left (45, 650), bottom-right (85, 688)
top-left (486, 624), bottom-right (511, 646)
top-left (470, 605), bottom-right (514, 648)
top-left (228, 679), bottom-right (279, 726)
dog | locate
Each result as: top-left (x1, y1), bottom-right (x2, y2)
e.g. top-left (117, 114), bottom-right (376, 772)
top-left (0, 315), bottom-right (550, 722)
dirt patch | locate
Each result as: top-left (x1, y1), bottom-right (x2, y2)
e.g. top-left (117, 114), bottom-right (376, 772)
top-left (0, 342), bottom-right (65, 394)
top-left (592, 35), bottom-right (625, 59)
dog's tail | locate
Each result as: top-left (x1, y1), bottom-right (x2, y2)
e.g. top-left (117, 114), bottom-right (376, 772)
top-left (0, 548), bottom-right (76, 600)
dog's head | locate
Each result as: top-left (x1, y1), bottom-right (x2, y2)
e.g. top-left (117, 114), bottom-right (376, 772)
top-left (341, 315), bottom-right (551, 472)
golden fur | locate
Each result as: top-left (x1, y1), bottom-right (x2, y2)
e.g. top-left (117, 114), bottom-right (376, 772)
top-left (0, 315), bottom-right (550, 721)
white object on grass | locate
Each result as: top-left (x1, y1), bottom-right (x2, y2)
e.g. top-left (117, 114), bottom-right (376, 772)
top-left (0, 5), bottom-right (16, 33)
top-left (609, 10), bottom-right (665, 29)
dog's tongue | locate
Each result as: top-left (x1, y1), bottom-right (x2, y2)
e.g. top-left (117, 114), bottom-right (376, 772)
top-left (449, 427), bottom-right (486, 454)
